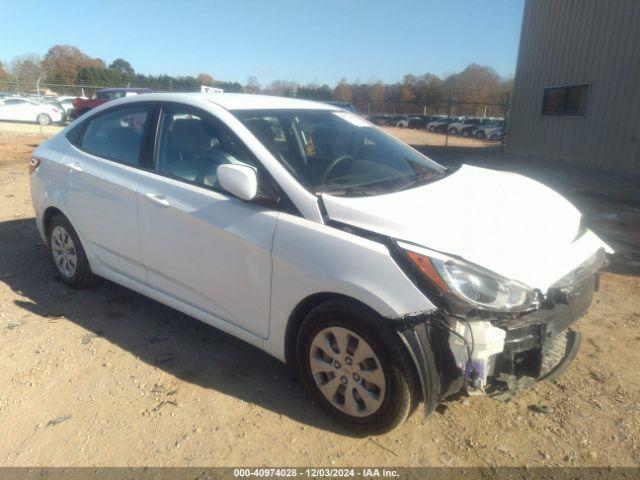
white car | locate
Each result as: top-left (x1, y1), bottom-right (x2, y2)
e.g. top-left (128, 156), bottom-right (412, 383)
top-left (30, 93), bottom-right (611, 433)
top-left (482, 124), bottom-right (506, 141)
top-left (0, 97), bottom-right (64, 125)
top-left (56, 96), bottom-right (80, 116)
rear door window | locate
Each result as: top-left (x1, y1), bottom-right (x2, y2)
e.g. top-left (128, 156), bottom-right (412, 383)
top-left (80, 106), bottom-right (150, 165)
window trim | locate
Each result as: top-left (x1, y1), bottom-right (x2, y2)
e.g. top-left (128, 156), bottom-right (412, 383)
top-left (541, 83), bottom-right (590, 117)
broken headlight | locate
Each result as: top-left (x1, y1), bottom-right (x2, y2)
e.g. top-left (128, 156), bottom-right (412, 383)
top-left (398, 242), bottom-right (535, 313)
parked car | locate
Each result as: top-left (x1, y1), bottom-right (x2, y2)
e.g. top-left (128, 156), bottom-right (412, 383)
top-left (474, 120), bottom-right (506, 139)
top-left (56, 96), bottom-right (81, 117)
top-left (30, 93), bottom-right (611, 433)
top-left (385, 115), bottom-right (409, 127)
top-left (446, 118), bottom-right (482, 136)
top-left (483, 125), bottom-right (506, 141)
top-left (407, 115), bottom-right (437, 129)
top-left (0, 97), bottom-right (64, 125)
top-left (368, 114), bottom-right (390, 126)
top-left (459, 118), bottom-right (494, 137)
top-left (427, 116), bottom-right (454, 132)
top-left (69, 87), bottom-right (153, 120)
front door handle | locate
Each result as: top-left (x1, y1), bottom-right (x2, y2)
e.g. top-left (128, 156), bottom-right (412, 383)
top-left (144, 193), bottom-right (170, 207)
top-left (67, 162), bottom-right (82, 173)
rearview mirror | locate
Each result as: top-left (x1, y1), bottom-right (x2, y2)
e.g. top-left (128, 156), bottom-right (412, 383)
top-left (217, 164), bottom-right (258, 201)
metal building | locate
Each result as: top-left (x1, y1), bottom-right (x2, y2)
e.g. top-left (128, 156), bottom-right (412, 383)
top-left (507, 0), bottom-right (640, 172)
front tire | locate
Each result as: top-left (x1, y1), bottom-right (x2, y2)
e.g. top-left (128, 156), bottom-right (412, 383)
top-left (48, 214), bottom-right (98, 288)
top-left (297, 301), bottom-right (420, 434)
top-left (37, 113), bottom-right (51, 125)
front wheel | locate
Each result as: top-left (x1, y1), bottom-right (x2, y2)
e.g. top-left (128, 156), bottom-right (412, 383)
top-left (297, 301), bottom-right (421, 434)
top-left (37, 113), bottom-right (51, 125)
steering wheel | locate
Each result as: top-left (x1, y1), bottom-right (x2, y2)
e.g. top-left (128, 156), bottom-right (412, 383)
top-left (320, 154), bottom-right (354, 185)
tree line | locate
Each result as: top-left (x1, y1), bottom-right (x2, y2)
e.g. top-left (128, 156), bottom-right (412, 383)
top-left (0, 45), bottom-right (512, 109)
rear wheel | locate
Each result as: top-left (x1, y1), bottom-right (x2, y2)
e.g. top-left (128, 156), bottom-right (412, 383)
top-left (429, 126), bottom-right (436, 132)
top-left (48, 214), bottom-right (98, 288)
top-left (37, 113), bottom-right (51, 125)
top-left (489, 133), bottom-right (499, 141)
top-left (448, 127), bottom-right (458, 135)
top-left (297, 301), bottom-right (421, 434)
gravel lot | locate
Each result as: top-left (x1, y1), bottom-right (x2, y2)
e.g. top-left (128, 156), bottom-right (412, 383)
top-left (1, 128), bottom-right (639, 467)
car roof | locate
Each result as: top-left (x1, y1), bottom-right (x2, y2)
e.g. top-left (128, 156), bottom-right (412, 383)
top-left (97, 87), bottom-right (154, 93)
top-left (94, 92), bottom-right (339, 112)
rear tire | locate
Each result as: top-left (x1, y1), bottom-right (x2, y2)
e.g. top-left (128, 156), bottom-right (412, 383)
top-left (47, 214), bottom-right (98, 288)
top-left (296, 301), bottom-right (421, 434)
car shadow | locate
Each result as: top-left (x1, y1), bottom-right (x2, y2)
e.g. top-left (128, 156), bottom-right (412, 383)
top-left (0, 217), bottom-right (359, 436)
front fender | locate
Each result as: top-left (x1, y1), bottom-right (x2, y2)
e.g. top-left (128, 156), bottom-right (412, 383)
top-left (264, 213), bottom-right (435, 362)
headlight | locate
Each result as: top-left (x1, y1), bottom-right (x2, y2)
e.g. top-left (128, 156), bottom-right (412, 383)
top-left (399, 242), bottom-right (534, 313)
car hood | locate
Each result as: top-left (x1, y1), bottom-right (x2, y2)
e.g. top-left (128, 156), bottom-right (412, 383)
top-left (322, 165), bottom-right (612, 291)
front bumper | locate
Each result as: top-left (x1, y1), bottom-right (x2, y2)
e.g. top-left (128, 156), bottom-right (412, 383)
top-left (397, 270), bottom-right (599, 407)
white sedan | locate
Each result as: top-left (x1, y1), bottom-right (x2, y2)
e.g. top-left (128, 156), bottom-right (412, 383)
top-left (30, 92), bottom-right (611, 433)
top-left (0, 97), bottom-right (64, 125)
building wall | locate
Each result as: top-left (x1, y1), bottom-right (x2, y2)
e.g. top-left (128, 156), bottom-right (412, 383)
top-left (507, 0), bottom-right (640, 172)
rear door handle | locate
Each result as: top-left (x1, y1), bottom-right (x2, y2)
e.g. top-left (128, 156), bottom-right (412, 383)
top-left (67, 162), bottom-right (82, 173)
top-left (144, 193), bottom-right (170, 207)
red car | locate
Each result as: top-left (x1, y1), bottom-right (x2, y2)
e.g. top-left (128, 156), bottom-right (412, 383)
top-left (69, 87), bottom-right (153, 120)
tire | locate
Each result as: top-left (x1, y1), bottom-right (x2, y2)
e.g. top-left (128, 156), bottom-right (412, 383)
top-left (489, 134), bottom-right (499, 141)
top-left (296, 301), bottom-right (421, 435)
top-left (461, 130), bottom-right (469, 137)
top-left (47, 214), bottom-right (98, 288)
top-left (448, 127), bottom-right (458, 135)
top-left (475, 131), bottom-right (485, 139)
top-left (429, 126), bottom-right (436, 132)
top-left (37, 113), bottom-right (51, 126)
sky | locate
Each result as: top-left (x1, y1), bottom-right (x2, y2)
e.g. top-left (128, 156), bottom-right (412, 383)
top-left (0, 0), bottom-right (525, 86)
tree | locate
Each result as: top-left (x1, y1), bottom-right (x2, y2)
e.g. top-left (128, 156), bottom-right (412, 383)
top-left (0, 60), bottom-right (8, 81)
top-left (400, 84), bottom-right (415, 102)
top-left (196, 73), bottom-right (215, 86)
top-left (413, 73), bottom-right (445, 107)
top-left (298, 83), bottom-right (332, 100)
top-left (369, 83), bottom-right (385, 102)
top-left (10, 54), bottom-right (42, 83)
top-left (333, 78), bottom-right (352, 101)
top-left (244, 76), bottom-right (261, 94)
top-left (266, 79), bottom-right (298, 97)
top-left (41, 45), bottom-right (104, 85)
top-left (109, 58), bottom-right (135, 76)
top-left (444, 63), bottom-right (502, 103)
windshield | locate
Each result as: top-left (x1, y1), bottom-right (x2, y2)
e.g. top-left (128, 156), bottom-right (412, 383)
top-left (232, 109), bottom-right (446, 197)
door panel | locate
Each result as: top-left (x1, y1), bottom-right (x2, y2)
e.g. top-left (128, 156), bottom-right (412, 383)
top-left (63, 105), bottom-right (153, 282)
top-left (137, 173), bottom-right (277, 338)
top-left (65, 150), bottom-right (146, 282)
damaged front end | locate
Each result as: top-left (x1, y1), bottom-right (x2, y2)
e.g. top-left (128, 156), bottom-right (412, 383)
top-left (395, 248), bottom-right (606, 408)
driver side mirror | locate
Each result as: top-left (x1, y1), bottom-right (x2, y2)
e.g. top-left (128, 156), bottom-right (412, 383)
top-left (217, 164), bottom-right (258, 201)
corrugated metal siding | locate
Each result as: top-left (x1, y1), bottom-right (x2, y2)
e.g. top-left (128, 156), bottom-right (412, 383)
top-left (507, 0), bottom-right (640, 172)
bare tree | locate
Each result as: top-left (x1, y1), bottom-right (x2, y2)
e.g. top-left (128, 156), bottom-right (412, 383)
top-left (10, 54), bottom-right (42, 83)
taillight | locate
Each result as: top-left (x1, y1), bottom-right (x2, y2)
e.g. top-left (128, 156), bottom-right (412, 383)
top-left (29, 157), bottom-right (41, 175)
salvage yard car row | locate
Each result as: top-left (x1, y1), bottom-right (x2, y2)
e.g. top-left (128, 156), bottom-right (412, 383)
top-left (0, 87), bottom-right (154, 125)
top-left (368, 113), bottom-right (506, 140)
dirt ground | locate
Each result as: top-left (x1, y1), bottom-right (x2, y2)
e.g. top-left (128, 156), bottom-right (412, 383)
top-left (1, 129), bottom-right (640, 467)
